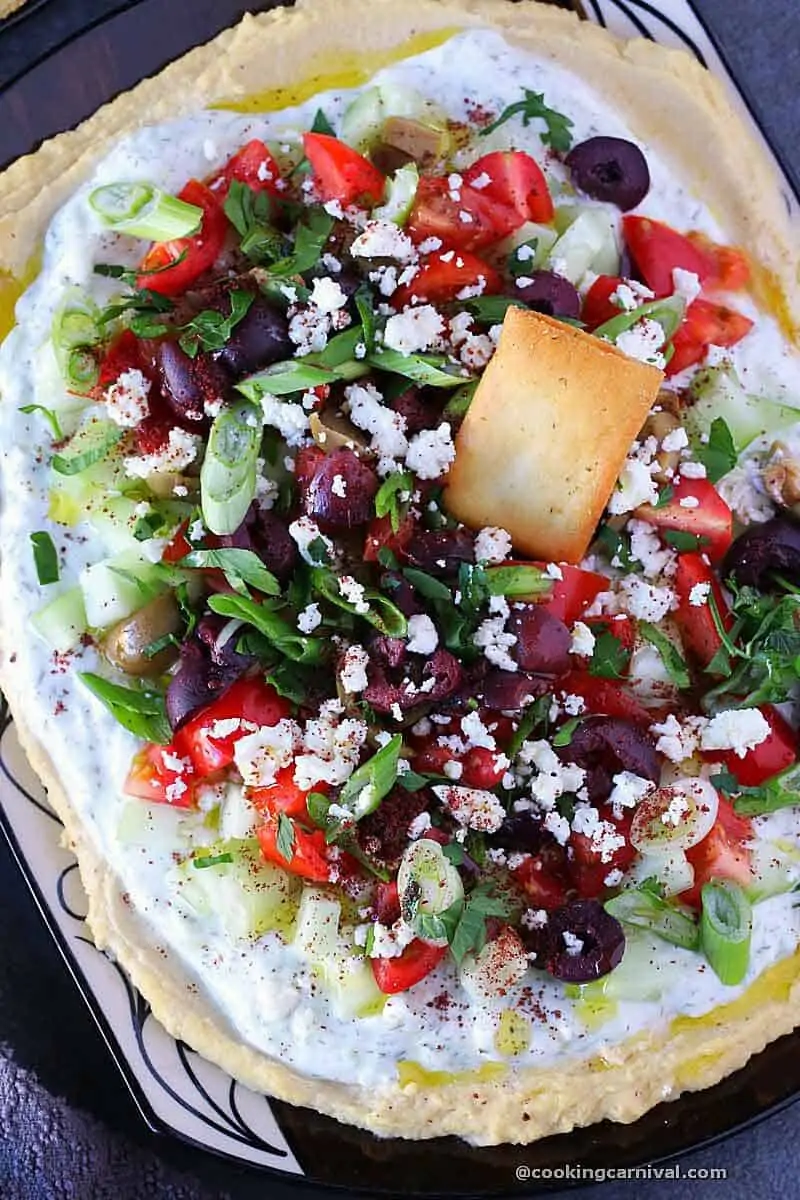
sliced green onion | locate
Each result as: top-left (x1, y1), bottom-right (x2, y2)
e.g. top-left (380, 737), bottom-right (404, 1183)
top-left (89, 182), bottom-right (202, 241)
top-left (461, 296), bottom-right (528, 325)
top-left (236, 361), bottom-right (339, 400)
top-left (30, 532), bottom-right (59, 585)
top-left (638, 621), bottom-right (691, 690)
top-left (19, 404), bottom-right (64, 440)
top-left (700, 880), bottom-right (752, 985)
top-left (398, 837), bottom-right (464, 939)
top-left (339, 734), bottom-right (402, 818)
top-left (51, 291), bottom-right (102, 394)
top-left (485, 564), bottom-right (551, 599)
top-left (310, 567), bottom-right (408, 637)
top-left (732, 762), bottom-right (800, 816)
top-left (374, 470), bottom-right (413, 533)
top-left (207, 593), bottom-right (324, 664)
top-left (443, 379), bottom-right (478, 423)
top-left (605, 888), bottom-right (699, 951)
top-left (594, 294), bottom-right (686, 346)
top-left (305, 325), bottom-right (366, 370)
top-left (193, 852), bottom-right (234, 870)
top-left (200, 400), bottom-right (261, 535)
top-left (51, 422), bottom-right (122, 476)
top-left (366, 348), bottom-right (469, 389)
top-left (374, 162), bottom-right (419, 226)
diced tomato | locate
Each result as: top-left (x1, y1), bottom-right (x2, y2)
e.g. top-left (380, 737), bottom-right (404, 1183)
top-left (666, 299), bottom-right (753, 377)
top-left (392, 248), bottom-right (502, 308)
top-left (249, 769), bottom-right (325, 820)
top-left (581, 275), bottom-right (625, 330)
top-left (371, 939), bottom-right (447, 994)
top-left (569, 811), bottom-right (636, 899)
top-left (412, 740), bottom-right (506, 789)
top-left (556, 670), bottom-right (653, 726)
top-left (302, 133), bottom-right (384, 207)
top-left (512, 851), bottom-right (570, 910)
top-left (681, 796), bottom-right (754, 909)
top-left (635, 476), bottom-right (733, 562)
top-left (161, 518), bottom-right (193, 564)
top-left (124, 742), bottom-right (196, 808)
top-left (137, 180), bottom-right (227, 296)
top-left (207, 138), bottom-right (283, 197)
top-left (533, 563), bottom-right (608, 626)
top-left (176, 678), bottom-right (289, 776)
top-left (711, 705), bottom-right (797, 787)
top-left (623, 215), bottom-right (750, 298)
top-left (363, 513), bottom-right (415, 563)
top-left (673, 553), bottom-right (733, 670)
top-left (406, 176), bottom-right (519, 252)
top-left (257, 816), bottom-right (332, 883)
top-left (463, 151), bottom-right (554, 224)
top-left (95, 330), bottom-right (143, 393)
top-left (374, 880), bottom-right (401, 925)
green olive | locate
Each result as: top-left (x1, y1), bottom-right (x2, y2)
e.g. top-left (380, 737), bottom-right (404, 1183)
top-left (102, 591), bottom-right (182, 677)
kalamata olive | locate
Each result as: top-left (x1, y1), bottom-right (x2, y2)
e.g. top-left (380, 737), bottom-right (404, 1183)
top-left (379, 571), bottom-right (425, 617)
top-left (364, 648), bottom-right (462, 713)
top-left (154, 339), bottom-right (227, 424)
top-left (722, 516), bottom-right (800, 590)
top-left (215, 298), bottom-right (292, 378)
top-left (406, 527), bottom-right (475, 577)
top-left (539, 899), bottom-right (625, 983)
top-left (512, 271), bottom-right (581, 320)
top-left (217, 502), bottom-right (298, 583)
top-left (562, 717), bottom-right (659, 804)
top-left (102, 592), bottom-right (182, 677)
top-left (488, 813), bottom-right (547, 853)
top-left (509, 605), bottom-right (571, 675)
top-left (358, 786), bottom-right (430, 865)
top-left (165, 615), bottom-right (255, 730)
top-left (481, 669), bottom-right (551, 711)
top-left (566, 136), bottom-right (651, 212)
top-left (391, 386), bottom-right (440, 435)
top-left (370, 635), bottom-right (408, 669)
top-left (302, 446), bottom-right (379, 529)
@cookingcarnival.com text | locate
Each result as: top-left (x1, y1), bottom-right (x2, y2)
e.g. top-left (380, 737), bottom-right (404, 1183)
top-left (514, 1164), bottom-right (728, 1183)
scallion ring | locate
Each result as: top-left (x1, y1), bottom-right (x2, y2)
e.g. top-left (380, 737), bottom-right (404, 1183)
top-left (700, 879), bottom-right (752, 985)
top-left (89, 182), bottom-right (203, 241)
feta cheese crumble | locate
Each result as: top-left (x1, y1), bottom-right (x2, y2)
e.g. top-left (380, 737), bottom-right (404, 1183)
top-left (474, 526), bottom-right (513, 565)
top-left (406, 613), bottom-right (439, 654)
top-left (700, 708), bottom-right (771, 758)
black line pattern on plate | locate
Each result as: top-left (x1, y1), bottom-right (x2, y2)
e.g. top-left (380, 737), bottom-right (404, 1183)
top-left (589, 0), bottom-right (707, 64)
top-left (0, 701), bottom-right (292, 1167)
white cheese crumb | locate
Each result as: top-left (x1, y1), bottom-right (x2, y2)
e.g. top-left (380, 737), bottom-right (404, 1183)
top-left (661, 427), bottom-right (689, 454)
top-left (619, 576), bottom-right (676, 622)
top-left (543, 811), bottom-right (570, 845)
top-left (474, 614), bottom-right (517, 673)
top-left (383, 305), bottom-right (445, 355)
top-left (408, 811), bottom-right (432, 839)
top-left (260, 393), bottom-right (311, 447)
top-left (288, 516), bottom-right (334, 565)
top-left (689, 581), bottom-right (711, 607)
top-left (308, 277), bottom-right (348, 313)
top-left (700, 708), bottom-right (771, 758)
top-left (331, 473), bottom-right (347, 498)
top-left (570, 621), bottom-right (596, 658)
top-left (339, 575), bottom-right (369, 614)
top-left (406, 613), bottom-right (439, 655)
top-left (297, 602), bottom-right (322, 633)
top-left (672, 267), bottom-right (702, 305)
top-left (124, 427), bottom-right (198, 478)
top-left (105, 369), bottom-right (150, 428)
top-left (432, 784), bottom-right (505, 832)
top-left (234, 719), bottom-right (301, 788)
top-left (608, 771), bottom-right (654, 820)
top-left (474, 526), bottom-right (513, 565)
top-left (350, 220), bottom-right (417, 263)
top-left (616, 318), bottom-right (666, 369)
top-left (406, 422), bottom-right (456, 480)
top-left (339, 645), bottom-right (370, 694)
top-left (345, 381), bottom-right (408, 476)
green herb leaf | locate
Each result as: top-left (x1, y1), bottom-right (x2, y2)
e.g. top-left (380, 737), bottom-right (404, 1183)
top-left (663, 529), bottom-right (711, 552)
top-left (605, 888), bottom-right (699, 951)
top-left (596, 524), bottom-right (638, 571)
top-left (485, 564), bottom-right (550, 599)
top-left (460, 295), bottom-right (528, 325)
top-left (208, 593), bottom-right (325, 665)
top-left (377, 546), bottom-right (399, 571)
top-left (507, 239), bottom-right (541, 278)
top-left (443, 379), bottom-right (478, 424)
top-left (552, 717), bottom-right (581, 748)
top-left (354, 286), bottom-right (377, 353)
top-left (310, 568), bottom-right (408, 638)
top-left (480, 89), bottom-right (574, 151)
top-left (178, 289), bottom-right (254, 358)
top-left (19, 404), bottom-right (64, 440)
top-left (652, 484), bottom-right (675, 510)
top-left (223, 180), bottom-right (272, 238)
top-left (638, 621), bottom-right (691, 689)
top-left (269, 208), bottom-right (335, 277)
top-left (143, 632), bottom-right (181, 660)
top-left (339, 734), bottom-right (403, 817)
top-left (276, 812), bottom-right (296, 863)
top-left (396, 768), bottom-right (429, 793)
top-left (305, 535), bottom-right (332, 567)
top-left (79, 672), bottom-right (171, 743)
top-left (589, 629), bottom-right (631, 680)
top-left (365, 348), bottom-right (469, 389)
top-left (179, 548), bottom-right (280, 597)
top-left (695, 417), bottom-right (737, 484)
top-left (400, 567), bottom-right (452, 602)
top-left (30, 532), bottom-right (59, 585)
top-left (236, 360), bottom-right (339, 400)
top-left (448, 883), bottom-right (511, 965)
top-left (193, 852), bottom-right (234, 869)
top-left (311, 108), bottom-right (336, 135)
top-left (374, 470), bottom-right (414, 534)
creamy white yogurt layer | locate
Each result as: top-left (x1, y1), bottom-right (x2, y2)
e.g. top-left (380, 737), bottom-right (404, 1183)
top-left (1, 30), bottom-right (800, 1090)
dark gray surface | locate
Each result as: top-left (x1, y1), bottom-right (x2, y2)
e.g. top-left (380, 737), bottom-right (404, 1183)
top-left (0, 1), bottom-right (799, 1197)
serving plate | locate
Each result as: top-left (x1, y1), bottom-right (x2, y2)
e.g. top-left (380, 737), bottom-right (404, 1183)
top-left (0, 0), bottom-right (798, 1192)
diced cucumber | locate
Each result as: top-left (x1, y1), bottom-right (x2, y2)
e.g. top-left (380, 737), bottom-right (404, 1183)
top-left (172, 839), bottom-right (300, 940)
top-left (218, 782), bottom-right (259, 841)
top-left (746, 838), bottom-right (800, 903)
top-left (548, 205), bottom-right (620, 283)
top-left (294, 887), bottom-right (342, 960)
top-left (31, 586), bottom-right (87, 652)
top-left (573, 932), bottom-right (685, 1006)
top-left (87, 496), bottom-right (152, 555)
top-left (79, 549), bottom-right (167, 630)
top-left (315, 948), bottom-right (386, 1018)
top-left (339, 87), bottom-right (385, 151)
top-left (116, 799), bottom-right (195, 854)
top-left (496, 222), bottom-right (558, 272)
top-left (374, 163), bottom-right (419, 226)
top-left (627, 846), bottom-right (695, 897)
top-left (686, 365), bottom-right (800, 451)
